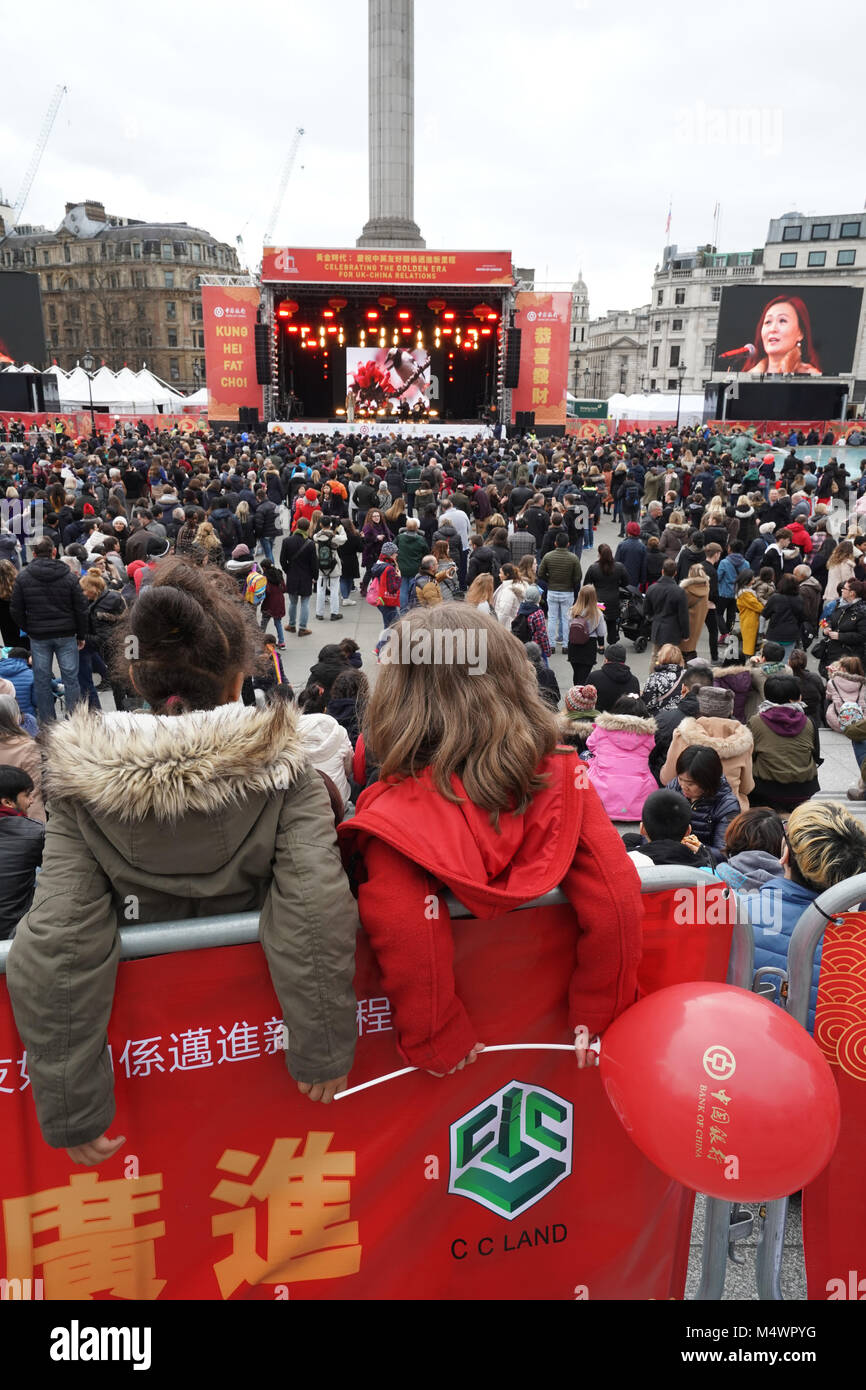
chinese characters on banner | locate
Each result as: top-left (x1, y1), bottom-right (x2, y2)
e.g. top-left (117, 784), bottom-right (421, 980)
top-left (261, 247), bottom-right (513, 287)
top-left (202, 285), bottom-right (263, 422)
top-left (0, 912), bottom-right (701, 1301)
top-left (510, 292), bottom-right (572, 428)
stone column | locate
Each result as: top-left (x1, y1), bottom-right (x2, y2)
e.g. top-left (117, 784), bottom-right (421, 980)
top-left (357, 0), bottom-right (425, 248)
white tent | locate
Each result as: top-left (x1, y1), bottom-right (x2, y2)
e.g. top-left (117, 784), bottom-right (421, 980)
top-left (182, 386), bottom-right (208, 409)
top-left (42, 363), bottom-right (187, 413)
top-left (609, 392), bottom-right (706, 426)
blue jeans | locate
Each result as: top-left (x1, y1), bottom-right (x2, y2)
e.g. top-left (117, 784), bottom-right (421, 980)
top-left (287, 594), bottom-right (310, 630)
top-left (547, 590), bottom-right (572, 646)
top-left (340, 576), bottom-right (355, 600)
top-left (853, 740), bottom-right (866, 769)
top-left (381, 605), bottom-right (400, 628)
top-left (261, 614), bottom-right (285, 643)
top-left (399, 576), bottom-right (412, 610)
top-left (30, 635), bottom-right (82, 721)
top-left (258, 536), bottom-right (275, 564)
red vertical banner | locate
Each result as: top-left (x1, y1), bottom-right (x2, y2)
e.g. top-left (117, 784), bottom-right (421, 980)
top-left (202, 285), bottom-right (263, 422)
top-left (511, 292), bottom-right (572, 428)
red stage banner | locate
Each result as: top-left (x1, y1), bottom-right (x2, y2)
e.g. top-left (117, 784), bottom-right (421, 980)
top-left (803, 912), bottom-right (866, 1299)
top-left (261, 247), bottom-right (513, 287)
top-left (511, 293), bottom-right (572, 428)
top-left (0, 904), bottom-right (699, 1301)
top-left (202, 285), bottom-right (262, 423)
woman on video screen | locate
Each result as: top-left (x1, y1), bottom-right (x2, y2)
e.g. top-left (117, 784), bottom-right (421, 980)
top-left (744, 295), bottom-right (822, 376)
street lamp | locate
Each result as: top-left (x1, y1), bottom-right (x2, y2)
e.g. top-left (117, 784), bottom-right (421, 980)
top-left (81, 351), bottom-right (96, 435)
top-left (583, 367), bottom-right (591, 398)
top-left (675, 360), bottom-right (687, 430)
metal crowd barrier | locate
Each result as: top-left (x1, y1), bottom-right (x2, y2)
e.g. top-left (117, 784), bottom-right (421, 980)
top-left (754, 871), bottom-right (866, 1300)
top-left (0, 863), bottom-right (753, 1301)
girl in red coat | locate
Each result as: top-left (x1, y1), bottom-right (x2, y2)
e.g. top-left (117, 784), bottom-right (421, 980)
top-left (338, 605), bottom-right (643, 1077)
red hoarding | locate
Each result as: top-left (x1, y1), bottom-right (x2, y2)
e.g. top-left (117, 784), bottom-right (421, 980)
top-left (202, 285), bottom-right (263, 422)
top-left (511, 292), bottom-right (572, 428)
top-left (261, 247), bottom-right (513, 286)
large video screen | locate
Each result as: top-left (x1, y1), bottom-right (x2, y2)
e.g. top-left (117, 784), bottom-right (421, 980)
top-left (0, 271), bottom-right (47, 367)
top-left (714, 284), bottom-right (863, 377)
top-left (346, 346), bottom-right (431, 411)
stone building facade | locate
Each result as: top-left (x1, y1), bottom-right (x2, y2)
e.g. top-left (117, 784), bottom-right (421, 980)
top-left (583, 306), bottom-right (650, 400)
top-left (0, 200), bottom-right (240, 391)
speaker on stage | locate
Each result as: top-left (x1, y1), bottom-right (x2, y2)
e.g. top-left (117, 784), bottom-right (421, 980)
top-left (238, 406), bottom-right (260, 428)
top-left (515, 410), bottom-right (535, 430)
top-left (254, 324), bottom-right (271, 385)
top-left (503, 329), bottom-right (522, 389)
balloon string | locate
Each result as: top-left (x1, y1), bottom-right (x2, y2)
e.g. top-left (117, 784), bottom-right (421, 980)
top-left (334, 1043), bottom-right (581, 1101)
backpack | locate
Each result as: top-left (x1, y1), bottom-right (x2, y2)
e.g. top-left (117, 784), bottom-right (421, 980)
top-left (366, 572), bottom-right (384, 606)
top-left (511, 611), bottom-right (531, 643)
top-left (568, 615), bottom-right (592, 646)
top-left (837, 700), bottom-right (866, 732)
top-left (623, 482), bottom-right (640, 509)
top-left (316, 535), bottom-right (338, 575)
top-left (244, 567), bottom-right (267, 606)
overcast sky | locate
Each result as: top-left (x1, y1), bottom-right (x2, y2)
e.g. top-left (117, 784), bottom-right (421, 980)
top-left (2, 0), bottom-right (862, 318)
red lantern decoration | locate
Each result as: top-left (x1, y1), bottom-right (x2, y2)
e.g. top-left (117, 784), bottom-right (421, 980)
top-left (378, 295), bottom-right (397, 310)
top-left (427, 299), bottom-right (447, 314)
top-left (328, 297), bottom-right (348, 311)
top-left (472, 302), bottom-right (496, 320)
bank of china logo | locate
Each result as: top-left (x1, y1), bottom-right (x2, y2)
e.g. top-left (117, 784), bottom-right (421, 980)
top-left (449, 1081), bottom-right (573, 1220)
top-left (213, 305), bottom-right (224, 318)
top-left (703, 1045), bottom-right (736, 1080)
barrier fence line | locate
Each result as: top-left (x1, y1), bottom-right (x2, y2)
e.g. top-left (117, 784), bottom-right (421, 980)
top-left (754, 872), bottom-right (866, 1302)
top-left (0, 864), bottom-right (751, 1302)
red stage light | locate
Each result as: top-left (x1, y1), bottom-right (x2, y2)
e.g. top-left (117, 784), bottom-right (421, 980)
top-left (300, 326), bottom-right (310, 334)
top-left (398, 311), bottom-right (411, 320)
top-left (481, 328), bottom-right (492, 335)
top-left (327, 326), bottom-right (337, 334)
top-left (401, 327), bottom-right (412, 334)
top-left (287, 326), bottom-right (299, 333)
top-left (277, 308), bottom-right (290, 318)
top-left (487, 313), bottom-right (498, 321)
top-left (463, 340), bottom-right (473, 349)
top-left (323, 310), bottom-right (334, 318)
top-left (448, 352), bottom-right (454, 359)
top-left (443, 311), bottom-right (455, 320)
top-left (366, 310), bottom-right (379, 320)
top-left (442, 327), bottom-right (452, 335)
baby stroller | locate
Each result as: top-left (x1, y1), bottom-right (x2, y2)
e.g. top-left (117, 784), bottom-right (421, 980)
top-left (619, 585), bottom-right (650, 653)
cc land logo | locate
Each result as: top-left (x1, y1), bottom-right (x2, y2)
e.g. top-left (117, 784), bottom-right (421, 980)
top-left (449, 1081), bottom-right (573, 1220)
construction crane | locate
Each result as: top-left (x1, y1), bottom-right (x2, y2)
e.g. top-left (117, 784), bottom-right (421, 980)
top-left (11, 84), bottom-right (67, 229)
top-left (263, 127), bottom-right (305, 247)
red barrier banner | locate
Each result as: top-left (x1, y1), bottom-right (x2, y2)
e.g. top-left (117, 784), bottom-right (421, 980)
top-left (0, 411), bottom-right (204, 439)
top-left (0, 904), bottom-right (697, 1301)
top-left (803, 912), bottom-right (866, 1299)
top-left (202, 286), bottom-right (262, 423)
top-left (511, 293), bottom-right (572, 428)
top-left (261, 247), bottom-right (513, 287)
top-left (565, 420), bottom-right (613, 440)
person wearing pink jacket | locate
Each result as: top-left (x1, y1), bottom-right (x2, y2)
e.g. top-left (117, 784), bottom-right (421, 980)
top-left (585, 694), bottom-right (658, 822)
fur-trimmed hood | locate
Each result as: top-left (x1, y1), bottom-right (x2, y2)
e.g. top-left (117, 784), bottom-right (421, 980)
top-left (681, 574), bottom-right (710, 593)
top-left (44, 698), bottom-right (308, 824)
top-left (591, 710), bottom-right (657, 735)
top-left (674, 716), bottom-right (754, 758)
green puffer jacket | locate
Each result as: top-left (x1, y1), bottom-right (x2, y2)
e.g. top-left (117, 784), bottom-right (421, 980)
top-left (6, 698), bottom-right (360, 1148)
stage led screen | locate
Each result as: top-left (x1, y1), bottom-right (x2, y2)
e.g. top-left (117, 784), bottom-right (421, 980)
top-left (0, 272), bottom-right (47, 367)
top-left (714, 284), bottom-right (862, 377)
top-left (346, 346), bottom-right (431, 411)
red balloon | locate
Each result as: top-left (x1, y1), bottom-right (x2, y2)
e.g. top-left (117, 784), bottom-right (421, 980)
top-left (599, 983), bottom-right (840, 1200)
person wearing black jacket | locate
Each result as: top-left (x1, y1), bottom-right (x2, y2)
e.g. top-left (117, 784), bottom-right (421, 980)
top-left (825, 580), bottom-right (866, 664)
top-left (761, 575), bottom-right (805, 656)
top-left (649, 665), bottom-right (715, 782)
top-left (9, 538), bottom-right (88, 721)
top-left (0, 765), bottom-right (44, 939)
top-left (280, 518), bottom-right (318, 635)
top-left (586, 644), bottom-right (640, 712)
top-left (645, 561), bottom-right (690, 665)
top-left (253, 491), bottom-right (281, 565)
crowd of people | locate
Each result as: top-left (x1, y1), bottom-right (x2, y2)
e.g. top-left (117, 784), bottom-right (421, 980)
top-left (1, 416), bottom-right (865, 1162)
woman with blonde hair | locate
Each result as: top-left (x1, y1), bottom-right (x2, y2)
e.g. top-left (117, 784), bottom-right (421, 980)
top-left (516, 553), bottom-right (537, 586)
top-left (641, 643), bottom-right (685, 714)
top-left (660, 509), bottom-right (691, 562)
top-left (0, 558), bottom-right (20, 646)
top-left (681, 564), bottom-right (710, 660)
top-left (824, 539), bottom-right (857, 602)
top-left (566, 584), bottom-right (607, 686)
top-left (191, 521), bottom-right (225, 568)
top-left (465, 572), bottom-right (494, 614)
top-left (339, 605), bottom-right (642, 1075)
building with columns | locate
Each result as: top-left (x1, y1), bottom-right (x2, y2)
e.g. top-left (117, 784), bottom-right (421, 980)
top-left (0, 199), bottom-right (240, 389)
top-left (583, 306), bottom-right (650, 400)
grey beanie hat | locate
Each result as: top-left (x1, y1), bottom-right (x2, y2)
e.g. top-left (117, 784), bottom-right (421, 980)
top-left (699, 685), bottom-right (735, 717)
